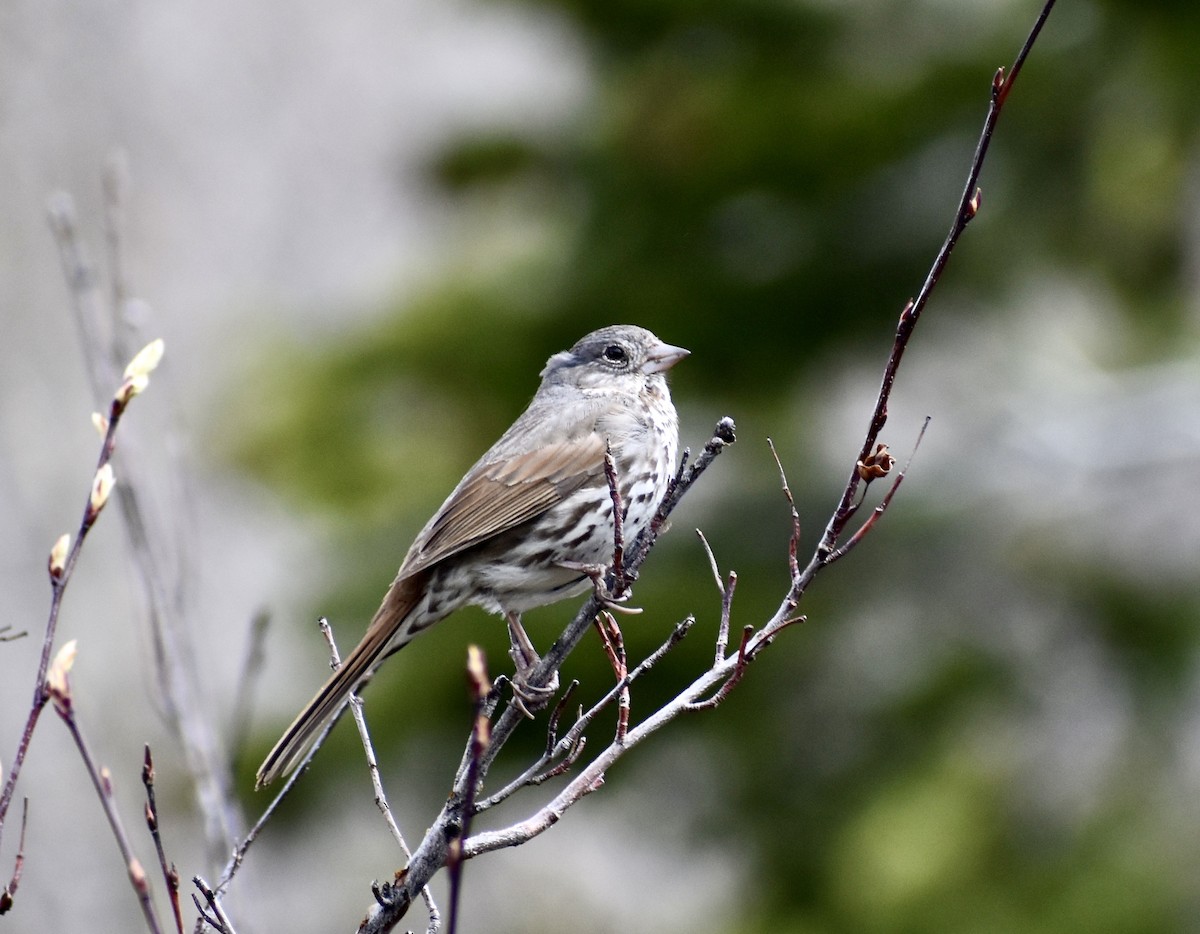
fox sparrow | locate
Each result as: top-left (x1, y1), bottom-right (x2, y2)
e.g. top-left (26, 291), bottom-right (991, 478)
top-left (257, 325), bottom-right (687, 786)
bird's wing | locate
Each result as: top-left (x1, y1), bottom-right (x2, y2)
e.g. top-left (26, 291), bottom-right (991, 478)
top-left (399, 431), bottom-right (608, 577)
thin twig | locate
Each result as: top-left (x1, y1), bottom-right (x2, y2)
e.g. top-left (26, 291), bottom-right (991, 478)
top-left (766, 440), bottom-right (802, 586)
top-left (143, 745), bottom-right (184, 934)
top-left (0, 800), bottom-right (28, 915)
top-left (446, 647), bottom-right (491, 934)
top-left (824, 417), bottom-right (930, 565)
top-left (715, 565), bottom-right (739, 663)
top-left (54, 697), bottom-right (163, 934)
top-left (215, 707), bottom-right (347, 894)
top-left (695, 530), bottom-right (735, 664)
top-left (603, 446), bottom-right (629, 598)
top-left (544, 680), bottom-right (580, 757)
top-left (47, 192), bottom-right (118, 393)
top-left (102, 152), bottom-right (133, 337)
top-left (474, 682), bottom-right (586, 811)
top-left (810, 8), bottom-right (1053, 566)
top-left (347, 690), bottom-right (411, 851)
top-left (192, 877), bottom-right (237, 934)
top-left (593, 612), bottom-right (630, 743)
top-left (321, 618), bottom-right (441, 930)
top-left (688, 626), bottom-right (754, 711)
top-left (475, 618), bottom-right (692, 812)
top-left (695, 529), bottom-right (723, 595)
top-left (323, 619), bottom-right (408, 851)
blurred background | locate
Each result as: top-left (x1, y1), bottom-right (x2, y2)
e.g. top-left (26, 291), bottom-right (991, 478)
top-left (2, 0), bottom-right (1199, 931)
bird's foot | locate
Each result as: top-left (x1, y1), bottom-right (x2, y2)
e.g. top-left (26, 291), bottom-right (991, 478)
top-left (557, 560), bottom-right (643, 614)
top-left (506, 613), bottom-right (560, 718)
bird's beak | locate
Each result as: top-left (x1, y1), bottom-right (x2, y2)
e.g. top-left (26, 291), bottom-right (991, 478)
top-left (642, 340), bottom-right (690, 374)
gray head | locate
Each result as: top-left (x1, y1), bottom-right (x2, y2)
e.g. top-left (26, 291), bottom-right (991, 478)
top-left (540, 325), bottom-right (689, 393)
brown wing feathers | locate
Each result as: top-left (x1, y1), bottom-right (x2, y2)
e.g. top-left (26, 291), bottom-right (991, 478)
top-left (401, 434), bottom-right (606, 576)
top-left (256, 434), bottom-right (607, 787)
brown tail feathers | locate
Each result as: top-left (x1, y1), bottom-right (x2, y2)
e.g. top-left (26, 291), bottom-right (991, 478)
top-left (255, 575), bottom-right (422, 787)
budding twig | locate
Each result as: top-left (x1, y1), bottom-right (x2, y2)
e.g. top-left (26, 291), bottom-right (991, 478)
top-left (142, 745), bottom-right (184, 934)
top-left (48, 643), bottom-right (164, 934)
top-left (0, 337), bottom-right (163, 894)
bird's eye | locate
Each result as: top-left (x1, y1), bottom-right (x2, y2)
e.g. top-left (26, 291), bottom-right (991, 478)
top-left (602, 344), bottom-right (629, 366)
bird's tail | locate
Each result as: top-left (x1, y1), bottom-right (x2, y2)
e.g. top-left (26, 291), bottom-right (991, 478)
top-left (255, 575), bottom-right (423, 788)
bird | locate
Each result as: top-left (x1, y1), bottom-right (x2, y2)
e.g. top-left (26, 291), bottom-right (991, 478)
top-left (256, 324), bottom-right (687, 787)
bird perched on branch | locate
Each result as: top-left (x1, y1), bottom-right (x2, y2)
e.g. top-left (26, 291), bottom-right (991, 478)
top-left (257, 324), bottom-right (687, 787)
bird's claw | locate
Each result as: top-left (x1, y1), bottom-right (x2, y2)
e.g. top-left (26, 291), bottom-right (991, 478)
top-left (506, 612), bottom-right (560, 717)
top-left (508, 665), bottom-right (560, 719)
top-left (558, 560), bottom-right (643, 614)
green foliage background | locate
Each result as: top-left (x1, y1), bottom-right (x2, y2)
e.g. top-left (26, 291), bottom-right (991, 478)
top-left (227, 1), bottom-right (1200, 930)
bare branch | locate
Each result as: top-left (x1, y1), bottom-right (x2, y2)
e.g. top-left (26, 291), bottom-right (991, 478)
top-left (446, 647), bottom-right (492, 934)
top-left (815, 6), bottom-right (1054, 568)
top-left (0, 800), bottom-right (28, 915)
top-left (767, 440), bottom-right (802, 587)
top-left (694, 530), bottom-right (736, 663)
top-left (102, 152), bottom-right (134, 330)
top-left (51, 663), bottom-right (164, 934)
top-left (215, 704), bottom-right (348, 895)
top-left (322, 618), bottom-right (442, 930)
top-left (603, 446), bottom-right (629, 598)
top-left (688, 626), bottom-right (754, 712)
top-left (361, 617), bottom-right (696, 932)
top-left (143, 745), bottom-right (185, 934)
top-left (192, 877), bottom-right (237, 934)
top-left (474, 681), bottom-right (585, 811)
top-left (824, 418), bottom-right (930, 565)
top-left (593, 612), bottom-right (630, 743)
top-left (322, 618), bottom-right (409, 849)
top-left (695, 528), bottom-right (723, 595)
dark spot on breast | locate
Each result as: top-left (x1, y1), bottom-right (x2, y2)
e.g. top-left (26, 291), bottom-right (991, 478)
top-left (565, 524), bottom-right (598, 549)
top-left (528, 548), bottom-right (557, 566)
